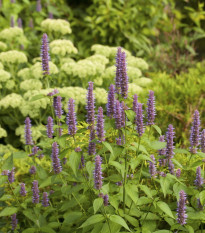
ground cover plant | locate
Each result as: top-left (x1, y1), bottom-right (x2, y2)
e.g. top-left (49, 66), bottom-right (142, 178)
top-left (1, 41), bottom-right (205, 233)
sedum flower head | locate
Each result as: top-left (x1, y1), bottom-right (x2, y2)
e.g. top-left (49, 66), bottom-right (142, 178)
top-left (146, 90), bottom-right (156, 125)
top-left (51, 142), bottom-right (62, 174)
top-left (5, 80), bottom-right (15, 90)
top-left (177, 190), bottom-right (187, 225)
top-left (0, 70), bottom-right (11, 82)
top-left (41, 19), bottom-right (72, 35)
top-left (30, 62), bottom-right (58, 79)
top-left (190, 110), bottom-right (200, 154)
top-left (0, 27), bottom-right (25, 42)
top-left (134, 77), bottom-right (153, 87)
top-left (128, 83), bottom-right (143, 96)
top-left (0, 93), bottom-right (24, 109)
top-left (0, 42), bottom-right (7, 51)
top-left (0, 50), bottom-right (27, 64)
top-left (32, 180), bottom-right (40, 204)
top-left (50, 39), bottom-right (78, 56)
top-left (94, 155), bottom-right (103, 190)
top-left (41, 33), bottom-right (50, 76)
top-left (86, 54), bottom-right (109, 66)
top-left (0, 127), bottom-right (7, 138)
top-left (127, 56), bottom-right (149, 70)
top-left (94, 88), bottom-right (107, 105)
top-left (20, 79), bottom-right (42, 91)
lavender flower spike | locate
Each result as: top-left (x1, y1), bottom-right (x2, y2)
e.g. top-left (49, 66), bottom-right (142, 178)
top-left (168, 159), bottom-right (175, 175)
top-left (11, 213), bottom-right (18, 230)
top-left (166, 124), bottom-right (175, 159)
top-left (25, 117), bottom-right (33, 145)
top-left (195, 166), bottom-right (203, 187)
top-left (42, 192), bottom-right (50, 207)
top-left (47, 116), bottom-right (54, 138)
top-left (115, 47), bottom-right (122, 94)
top-left (41, 33), bottom-right (50, 76)
top-left (29, 165), bottom-right (36, 175)
top-left (96, 107), bottom-right (105, 142)
top-left (201, 129), bottom-right (205, 153)
top-left (17, 18), bottom-right (22, 28)
top-left (114, 100), bottom-right (122, 129)
top-left (51, 142), bottom-right (62, 174)
top-left (176, 168), bottom-right (181, 178)
top-left (120, 51), bottom-right (129, 99)
top-left (20, 183), bottom-right (27, 196)
top-left (67, 98), bottom-right (77, 136)
top-left (94, 155), bottom-right (103, 190)
top-left (135, 103), bottom-right (144, 137)
top-left (158, 135), bottom-right (166, 166)
top-left (133, 94), bottom-right (138, 113)
top-left (190, 110), bottom-right (200, 154)
top-left (86, 82), bottom-right (95, 128)
top-left (107, 84), bottom-right (115, 118)
top-left (54, 96), bottom-right (63, 119)
top-left (149, 155), bottom-right (157, 178)
top-left (36, 0), bottom-right (42, 12)
top-left (32, 180), bottom-right (40, 204)
top-left (146, 90), bottom-right (156, 125)
top-left (103, 194), bottom-right (109, 206)
top-left (10, 16), bottom-right (15, 27)
top-left (177, 190), bottom-right (187, 225)
top-left (88, 128), bottom-right (96, 155)
top-left (8, 168), bottom-right (15, 183)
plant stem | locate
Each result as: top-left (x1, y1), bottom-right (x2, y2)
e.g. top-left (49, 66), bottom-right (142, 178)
top-left (123, 117), bottom-right (127, 213)
top-left (72, 193), bottom-right (87, 215)
top-left (136, 137), bottom-right (141, 156)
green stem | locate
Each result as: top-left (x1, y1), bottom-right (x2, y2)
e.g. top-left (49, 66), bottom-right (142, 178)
top-left (72, 193), bottom-right (87, 215)
top-left (138, 162), bottom-right (144, 184)
top-left (123, 117), bottom-right (127, 213)
top-left (148, 125), bottom-right (152, 139)
top-left (136, 137), bottom-right (141, 156)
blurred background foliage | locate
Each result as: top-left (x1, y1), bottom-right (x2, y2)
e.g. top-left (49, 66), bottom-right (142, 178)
top-left (0, 0), bottom-right (205, 148)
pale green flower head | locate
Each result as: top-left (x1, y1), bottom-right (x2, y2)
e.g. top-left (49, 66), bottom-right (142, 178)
top-left (30, 62), bottom-right (58, 79)
top-left (94, 88), bottom-right (107, 104)
top-left (0, 93), bottom-right (24, 109)
top-left (61, 57), bottom-right (75, 64)
top-left (127, 66), bottom-right (142, 81)
top-left (134, 77), bottom-right (152, 87)
top-left (5, 80), bottom-right (15, 90)
top-left (0, 42), bottom-right (7, 51)
top-left (50, 39), bottom-right (78, 56)
top-left (101, 66), bottom-right (115, 79)
top-left (128, 83), bottom-right (143, 96)
top-left (86, 55), bottom-right (109, 66)
top-left (94, 77), bottom-right (103, 86)
top-left (41, 19), bottom-right (72, 35)
top-left (0, 62), bottom-right (3, 69)
top-left (0, 50), bottom-right (27, 65)
top-left (0, 27), bottom-right (23, 41)
top-left (20, 79), bottom-right (42, 91)
top-left (127, 56), bottom-right (149, 70)
top-left (17, 68), bottom-right (31, 80)
top-left (61, 62), bottom-right (76, 76)
top-left (0, 127), bottom-right (7, 138)
top-left (0, 69), bottom-right (11, 82)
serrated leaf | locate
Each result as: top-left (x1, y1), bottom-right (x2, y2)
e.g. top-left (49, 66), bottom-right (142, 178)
top-left (22, 228), bottom-right (37, 233)
top-left (160, 176), bottom-right (170, 198)
top-left (40, 227), bottom-right (56, 233)
top-left (109, 161), bottom-right (124, 176)
top-left (157, 201), bottom-right (174, 219)
top-left (39, 177), bottom-right (52, 188)
top-left (79, 214), bottom-right (104, 228)
top-left (102, 141), bottom-right (114, 157)
top-left (93, 198), bottom-right (103, 214)
top-left (149, 141), bottom-right (166, 150)
top-left (131, 142), bottom-right (148, 155)
top-left (109, 215), bottom-right (131, 232)
top-left (69, 151), bottom-right (81, 177)
top-left (2, 153), bottom-right (13, 170)
top-left (199, 190), bottom-right (205, 205)
top-left (0, 207), bottom-right (17, 216)
top-left (23, 210), bottom-right (37, 223)
top-left (0, 176), bottom-right (8, 185)
top-left (30, 94), bottom-right (46, 102)
top-left (126, 184), bottom-right (138, 204)
top-left (124, 214), bottom-right (139, 227)
top-left (139, 185), bottom-right (153, 199)
top-left (152, 125), bottom-right (161, 135)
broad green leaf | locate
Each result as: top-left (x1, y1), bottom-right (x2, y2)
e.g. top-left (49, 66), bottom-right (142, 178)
top-left (2, 153), bottom-right (13, 170)
top-left (109, 215), bottom-right (131, 232)
top-left (199, 190), bottom-right (205, 205)
top-left (153, 231), bottom-right (170, 233)
top-left (125, 110), bottom-right (136, 123)
top-left (102, 141), bottom-right (114, 157)
top-left (188, 211), bottom-right (205, 220)
top-left (22, 229), bottom-right (37, 233)
top-left (149, 141), bottom-right (166, 150)
top-left (0, 207), bottom-right (17, 216)
top-left (197, 152), bottom-right (205, 158)
top-left (190, 160), bottom-right (203, 168)
top-left (152, 125), bottom-right (161, 135)
top-left (69, 151), bottom-right (81, 177)
top-left (185, 225), bottom-right (194, 233)
top-left (36, 165), bottom-right (48, 180)
top-left (30, 94), bottom-right (46, 101)
top-left (109, 161), bottom-right (124, 176)
top-left (174, 149), bottom-right (190, 154)
top-left (131, 142), bottom-right (148, 155)
top-left (0, 176), bottom-right (8, 186)
top-left (39, 177), bottom-right (52, 188)
top-left (86, 161), bottom-right (94, 180)
top-left (139, 185), bottom-right (152, 199)
top-left (124, 214), bottom-right (139, 227)
top-left (160, 176), bottom-right (170, 198)
top-left (126, 184), bottom-right (138, 204)
top-left (23, 210), bottom-right (37, 223)
top-left (138, 154), bottom-right (153, 162)
top-left (0, 194), bottom-right (12, 201)
top-left (40, 227), bottom-right (56, 233)
top-left (63, 212), bottom-right (82, 224)
top-left (48, 222), bottom-right (61, 228)
top-left (93, 198), bottom-right (103, 214)
top-left (157, 201), bottom-right (174, 219)
top-left (79, 214), bottom-right (104, 228)
top-left (109, 196), bottom-right (119, 210)
top-left (13, 151), bottom-right (27, 159)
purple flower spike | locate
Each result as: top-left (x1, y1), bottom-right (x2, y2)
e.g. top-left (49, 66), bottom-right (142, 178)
top-left (166, 124), bottom-right (175, 159)
top-left (190, 110), bottom-right (200, 154)
top-left (103, 194), bottom-right (109, 206)
top-left (8, 168), bottom-right (15, 183)
top-left (79, 154), bottom-right (85, 169)
top-left (25, 117), bottom-right (33, 145)
top-left (114, 100), bottom-right (122, 129)
top-left (49, 12), bottom-right (53, 19)
top-left (17, 18), bottom-right (22, 28)
top-left (67, 98), bottom-right (77, 136)
top-left (10, 16), bottom-right (15, 27)
top-left (176, 168), bottom-right (181, 178)
top-left (158, 135), bottom-right (166, 166)
top-left (47, 116), bottom-right (54, 138)
top-left (11, 213), bottom-right (17, 230)
top-left (115, 47), bottom-right (122, 94)
top-left (86, 82), bottom-right (95, 128)
top-left (32, 180), bottom-right (39, 204)
top-left (133, 94), bottom-right (138, 113)
top-left (75, 147), bottom-right (82, 152)
top-left (120, 52), bottom-right (129, 99)
top-left (42, 192), bottom-right (50, 207)
top-left (135, 103), bottom-right (144, 137)
top-left (48, 88), bottom-right (59, 97)
top-left (94, 155), bottom-right (103, 190)
top-left (96, 107), bottom-right (105, 142)
top-left (195, 166), bottom-right (203, 187)
top-left (54, 96), bottom-right (63, 119)
top-left (88, 129), bottom-right (96, 155)
top-left (41, 33), bottom-right (50, 76)
top-left (177, 190), bottom-right (187, 225)
top-left (146, 90), bottom-right (156, 125)
top-left (107, 84), bottom-right (115, 118)
top-left (29, 18), bottom-right (34, 28)
top-left (201, 129), bottom-right (205, 153)
top-left (36, 0), bottom-right (42, 12)
top-left (149, 155), bottom-right (157, 178)
top-left (51, 142), bottom-right (62, 174)
top-left (29, 146), bottom-right (39, 157)
top-left (197, 198), bottom-right (204, 210)
top-left (168, 159), bottom-right (175, 175)
top-left (20, 183), bottom-right (27, 196)
top-left (29, 165), bottom-right (36, 175)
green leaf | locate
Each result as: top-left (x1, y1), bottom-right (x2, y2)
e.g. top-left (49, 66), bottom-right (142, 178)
top-left (39, 177), bottom-right (52, 188)
top-left (138, 154), bottom-right (153, 162)
top-left (149, 141), bottom-right (166, 150)
top-left (69, 151), bottom-right (81, 177)
top-left (157, 201), bottom-right (174, 219)
top-left (48, 222), bottom-right (61, 228)
top-left (102, 141), bottom-right (114, 157)
top-left (23, 210), bottom-right (37, 223)
top-left (197, 152), bottom-right (205, 158)
top-left (0, 207), bottom-right (17, 216)
top-left (30, 94), bottom-right (46, 102)
top-left (199, 190), bottom-right (205, 205)
top-left (109, 196), bottom-right (119, 210)
top-left (93, 198), bottom-right (103, 214)
top-left (131, 142), bottom-right (148, 155)
top-left (152, 125), bottom-right (161, 135)
top-left (0, 176), bottom-right (8, 186)
top-left (109, 215), bottom-right (131, 232)
top-left (79, 214), bottom-right (104, 228)
top-left (64, 211), bottom-right (82, 225)
top-left (40, 227), bottom-right (56, 233)
top-left (174, 149), bottom-right (190, 154)
top-left (2, 153), bottom-right (13, 170)
top-left (139, 185), bottom-right (152, 199)
top-left (36, 165), bottom-right (48, 180)
top-left (124, 214), bottom-right (139, 227)
top-left (153, 231), bottom-right (170, 233)
top-left (190, 160), bottom-right (203, 168)
top-left (13, 151), bottom-right (27, 159)
top-left (160, 177), bottom-right (170, 198)
top-left (125, 110), bottom-right (136, 123)
top-left (109, 161), bottom-right (124, 176)
top-left (185, 225), bottom-right (194, 233)
top-left (126, 184), bottom-right (138, 204)
top-left (0, 194), bottom-right (12, 201)
top-left (22, 228), bottom-right (37, 233)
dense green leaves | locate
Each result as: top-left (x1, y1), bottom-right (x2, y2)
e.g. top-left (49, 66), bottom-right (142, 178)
top-left (0, 207), bottom-right (17, 216)
top-left (79, 215), bottom-right (105, 228)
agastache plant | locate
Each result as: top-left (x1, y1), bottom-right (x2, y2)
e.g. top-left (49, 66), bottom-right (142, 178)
top-left (88, 129), bottom-right (96, 155)
top-left (41, 33), bottom-right (50, 76)
top-left (32, 180), bottom-right (39, 204)
top-left (17, 18), bottom-right (22, 28)
top-left (94, 155), bottom-right (103, 190)
top-left (146, 90), bottom-right (156, 125)
top-left (20, 183), bottom-right (27, 196)
top-left (11, 214), bottom-right (18, 230)
top-left (8, 168), bottom-right (15, 183)
top-left (190, 110), bottom-right (200, 154)
top-left (51, 142), bottom-right (62, 174)
top-left (54, 96), bottom-right (63, 119)
top-left (10, 16), bottom-right (14, 27)
top-left (67, 98), bottom-right (77, 136)
top-left (96, 107), bottom-right (105, 142)
top-left (158, 135), bottom-right (166, 166)
top-left (201, 129), bottom-right (205, 153)
top-left (177, 190), bottom-right (187, 225)
top-left (107, 84), bottom-right (115, 118)
top-left (114, 100), bottom-right (122, 129)
top-left (36, 0), bottom-right (42, 12)
top-left (120, 51), bottom-right (129, 99)
top-left (115, 47), bottom-right (122, 94)
top-left (133, 94), bottom-right (138, 113)
top-left (47, 116), bottom-right (54, 138)
top-left (42, 192), bottom-right (49, 207)
top-left (86, 82), bottom-right (95, 128)
top-left (166, 124), bottom-right (175, 160)
top-left (24, 117), bottom-right (33, 145)
top-left (135, 103), bottom-right (144, 137)
top-left (149, 155), bottom-right (157, 178)
top-left (195, 166), bottom-right (203, 188)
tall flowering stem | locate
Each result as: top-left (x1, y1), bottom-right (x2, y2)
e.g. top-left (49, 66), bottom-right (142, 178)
top-left (51, 142), bottom-right (62, 174)
top-left (42, 192), bottom-right (49, 207)
top-left (11, 213), bottom-right (18, 230)
top-left (67, 98), bottom-right (77, 137)
top-left (94, 155), bottom-right (103, 190)
top-left (133, 94), bottom-right (138, 113)
top-left (177, 190), bottom-right (187, 225)
top-left (47, 116), bottom-right (54, 138)
top-left (32, 180), bottom-right (39, 204)
top-left (86, 82), bottom-right (95, 129)
top-left (54, 96), bottom-right (63, 119)
top-left (25, 117), bottom-right (33, 145)
top-left (190, 110), bottom-right (200, 154)
top-left (149, 155), bottom-right (157, 178)
top-left (96, 107), bottom-right (105, 142)
top-left (114, 100), bottom-right (122, 129)
top-left (20, 183), bottom-right (27, 196)
top-left (41, 33), bottom-right (50, 88)
top-left (107, 84), bottom-right (115, 118)
top-left (115, 47), bottom-right (122, 95)
top-left (195, 166), bottom-right (203, 188)
top-left (158, 135), bottom-right (166, 166)
top-left (36, 0), bottom-right (42, 12)
top-left (88, 128), bottom-right (96, 155)
top-left (201, 129), bottom-right (205, 153)
top-left (135, 103), bottom-right (144, 137)
top-left (146, 90), bottom-right (156, 125)
top-left (120, 52), bottom-right (128, 99)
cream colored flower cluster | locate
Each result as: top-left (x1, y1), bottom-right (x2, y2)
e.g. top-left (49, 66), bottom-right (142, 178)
top-left (0, 50), bottom-right (27, 64)
top-left (0, 127), bottom-right (7, 138)
top-left (50, 39), bottom-right (78, 56)
top-left (41, 19), bottom-right (72, 35)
